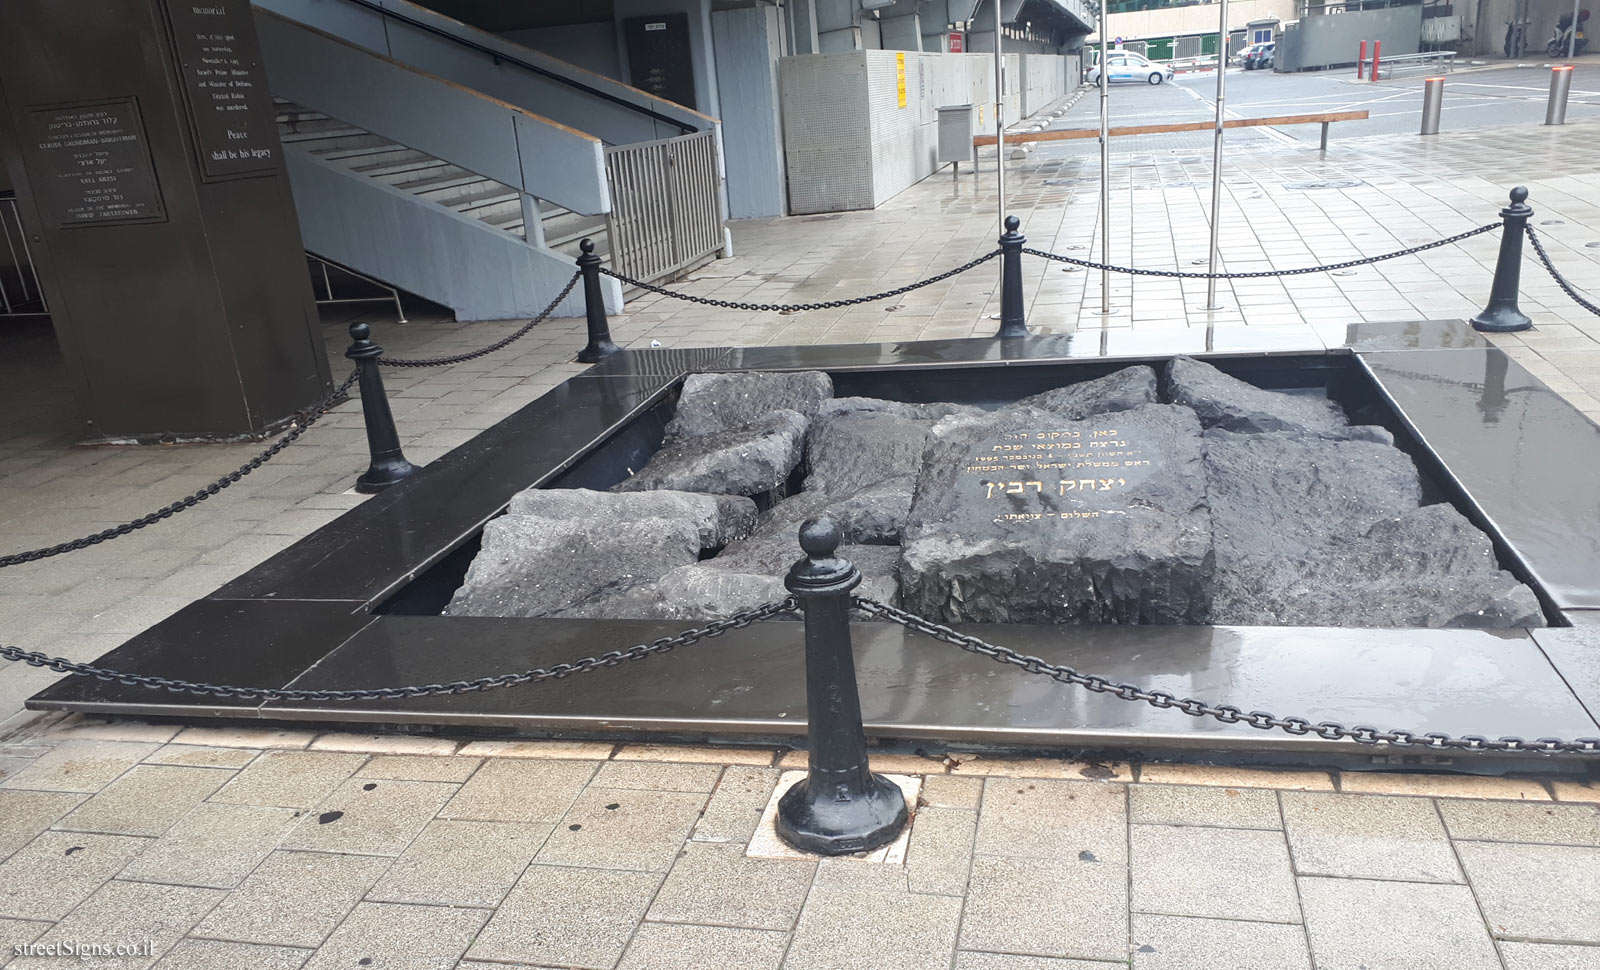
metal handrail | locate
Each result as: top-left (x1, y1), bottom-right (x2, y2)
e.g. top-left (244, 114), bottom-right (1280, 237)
top-left (306, 253), bottom-right (407, 323)
top-left (325, 0), bottom-right (699, 136)
top-left (1377, 50), bottom-right (1457, 78)
top-left (0, 191), bottom-right (47, 317)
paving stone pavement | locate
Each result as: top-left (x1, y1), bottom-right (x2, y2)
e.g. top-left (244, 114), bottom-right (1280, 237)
top-left (0, 728), bottom-right (1593, 969)
top-left (3, 107), bottom-right (1600, 969)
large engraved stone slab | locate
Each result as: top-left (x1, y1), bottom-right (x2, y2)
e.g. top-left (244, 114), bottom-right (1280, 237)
top-left (900, 404), bottom-right (1212, 624)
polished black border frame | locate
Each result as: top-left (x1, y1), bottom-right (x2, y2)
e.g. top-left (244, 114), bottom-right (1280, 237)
top-left (29, 320), bottom-right (1600, 765)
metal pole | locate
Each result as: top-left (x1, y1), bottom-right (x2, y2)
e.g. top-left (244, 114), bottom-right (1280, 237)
top-left (1371, 39), bottom-right (1381, 80)
top-left (1420, 76), bottom-right (1444, 135)
top-left (1205, 0), bottom-right (1228, 309)
top-left (1098, 2), bottom-right (1110, 315)
top-left (996, 215), bottom-right (1028, 337)
top-left (576, 238), bottom-right (620, 363)
top-left (1570, 0), bottom-right (1581, 58)
top-left (1356, 39), bottom-right (1366, 78)
top-left (1546, 65), bottom-right (1574, 125)
top-left (1470, 186), bottom-right (1534, 333)
top-left (776, 518), bottom-right (908, 856)
top-left (994, 0), bottom-right (1005, 232)
top-left (345, 323), bottom-right (417, 493)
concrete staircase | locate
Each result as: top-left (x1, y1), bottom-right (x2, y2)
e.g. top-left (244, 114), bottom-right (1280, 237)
top-left (275, 102), bottom-right (608, 260)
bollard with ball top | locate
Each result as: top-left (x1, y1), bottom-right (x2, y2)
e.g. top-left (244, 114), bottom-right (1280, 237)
top-left (345, 322), bottom-right (417, 493)
top-left (1470, 186), bottom-right (1534, 333)
top-left (576, 238), bottom-right (620, 363)
top-left (776, 517), bottom-right (909, 855)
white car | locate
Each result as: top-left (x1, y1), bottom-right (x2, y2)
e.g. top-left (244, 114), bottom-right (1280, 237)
top-left (1086, 50), bottom-right (1175, 85)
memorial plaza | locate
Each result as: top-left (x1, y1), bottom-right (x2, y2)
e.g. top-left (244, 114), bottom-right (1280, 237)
top-left (3, 0), bottom-right (1600, 953)
top-left (2, 109), bottom-right (1599, 967)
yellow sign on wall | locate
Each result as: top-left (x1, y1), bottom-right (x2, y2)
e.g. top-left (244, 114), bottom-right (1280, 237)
top-left (896, 52), bottom-right (907, 108)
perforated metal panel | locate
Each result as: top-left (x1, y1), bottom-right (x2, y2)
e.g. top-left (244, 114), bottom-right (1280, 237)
top-left (780, 54), bottom-right (873, 214)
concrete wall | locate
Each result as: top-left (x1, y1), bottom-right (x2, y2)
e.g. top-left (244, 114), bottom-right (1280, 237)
top-left (712, 5), bottom-right (786, 219)
top-left (1088, 0), bottom-right (1298, 43)
top-left (1277, 5), bottom-right (1422, 71)
top-left (782, 51), bottom-right (1066, 214)
top-left (498, 23), bottom-right (621, 80)
top-left (1466, 0), bottom-right (1568, 56)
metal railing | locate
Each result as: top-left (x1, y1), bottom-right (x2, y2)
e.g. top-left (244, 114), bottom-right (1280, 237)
top-left (307, 253), bottom-right (408, 323)
top-left (1376, 50), bottom-right (1457, 79)
top-left (605, 130), bottom-right (726, 286)
top-left (0, 192), bottom-right (47, 317)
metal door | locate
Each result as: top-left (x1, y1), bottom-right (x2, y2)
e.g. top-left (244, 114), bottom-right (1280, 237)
top-left (624, 14), bottom-right (697, 110)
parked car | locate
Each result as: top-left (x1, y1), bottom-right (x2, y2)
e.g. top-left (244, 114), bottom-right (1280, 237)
top-left (1232, 42), bottom-right (1267, 66)
top-left (1086, 50), bottom-right (1176, 85)
top-left (1242, 41), bottom-right (1275, 70)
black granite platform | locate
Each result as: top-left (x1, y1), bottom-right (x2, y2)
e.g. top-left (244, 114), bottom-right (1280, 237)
top-left (29, 320), bottom-right (1600, 768)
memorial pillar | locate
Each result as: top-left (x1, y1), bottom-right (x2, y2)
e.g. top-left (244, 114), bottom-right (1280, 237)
top-left (0, 0), bottom-right (333, 441)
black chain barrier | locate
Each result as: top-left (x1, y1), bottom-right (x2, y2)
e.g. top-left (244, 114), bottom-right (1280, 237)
top-left (1526, 226), bottom-right (1600, 319)
top-left (853, 596), bottom-right (1600, 755)
top-left (0, 370), bottom-right (361, 570)
top-left (599, 250), bottom-right (1002, 312)
top-left (0, 599), bottom-right (796, 700)
top-left (378, 271), bottom-right (581, 368)
top-left (1024, 222), bottom-right (1500, 279)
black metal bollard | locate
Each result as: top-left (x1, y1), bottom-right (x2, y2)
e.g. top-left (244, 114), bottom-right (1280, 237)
top-left (776, 517), bottom-right (908, 856)
top-left (576, 238), bottom-right (621, 363)
top-left (1470, 186), bottom-right (1534, 333)
top-left (996, 215), bottom-right (1028, 339)
top-left (345, 322), bottom-right (417, 494)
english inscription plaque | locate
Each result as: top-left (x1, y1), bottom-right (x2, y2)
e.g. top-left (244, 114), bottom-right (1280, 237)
top-left (25, 98), bottom-right (166, 228)
top-left (167, 1), bottom-right (279, 178)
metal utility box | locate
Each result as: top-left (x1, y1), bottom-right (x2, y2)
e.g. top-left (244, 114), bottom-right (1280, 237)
top-left (937, 104), bottom-right (974, 166)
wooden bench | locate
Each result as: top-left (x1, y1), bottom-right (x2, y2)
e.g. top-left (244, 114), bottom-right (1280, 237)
top-left (973, 110), bottom-right (1369, 152)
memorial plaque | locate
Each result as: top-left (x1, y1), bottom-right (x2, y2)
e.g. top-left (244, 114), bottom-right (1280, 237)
top-left (25, 98), bottom-right (166, 228)
top-left (960, 424), bottom-right (1160, 528)
top-left (166, 1), bottom-right (279, 179)
top-left (900, 404), bottom-right (1213, 625)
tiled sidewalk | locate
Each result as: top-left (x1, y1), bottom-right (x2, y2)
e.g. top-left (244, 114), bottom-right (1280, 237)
top-left (4, 124), bottom-right (1600, 736)
top-left (4, 116), bottom-right (1600, 970)
top-left (0, 723), bottom-right (1597, 970)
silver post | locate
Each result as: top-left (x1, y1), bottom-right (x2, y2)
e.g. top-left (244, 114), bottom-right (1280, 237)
top-left (994, 0), bottom-right (1005, 232)
top-left (1420, 75), bottom-right (1444, 134)
top-left (1098, 3), bottom-right (1110, 315)
top-left (1547, 65), bottom-right (1574, 125)
top-left (1204, 0), bottom-right (1228, 310)
top-left (1570, 0), bottom-right (1581, 58)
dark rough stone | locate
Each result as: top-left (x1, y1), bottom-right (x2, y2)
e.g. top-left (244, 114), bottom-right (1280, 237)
top-left (805, 404), bottom-right (935, 496)
top-left (1164, 356), bottom-right (1347, 434)
top-left (1015, 365), bottom-right (1159, 419)
top-left (614, 410), bottom-right (807, 497)
top-left (1211, 505), bottom-right (1544, 628)
top-left (505, 488), bottom-right (757, 549)
top-left (764, 479), bottom-right (916, 545)
top-left (899, 404), bottom-right (1213, 624)
top-left (448, 516), bottom-right (700, 618)
top-left (1204, 431), bottom-right (1542, 628)
top-left (666, 371), bottom-right (833, 437)
top-left (557, 544), bottom-right (901, 621)
top-left (817, 397), bottom-right (977, 422)
top-left (1205, 429), bottom-right (1421, 560)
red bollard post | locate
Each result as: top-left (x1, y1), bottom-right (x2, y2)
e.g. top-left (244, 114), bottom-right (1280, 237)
top-left (1371, 40), bottom-right (1382, 81)
top-left (1357, 40), bottom-right (1367, 78)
